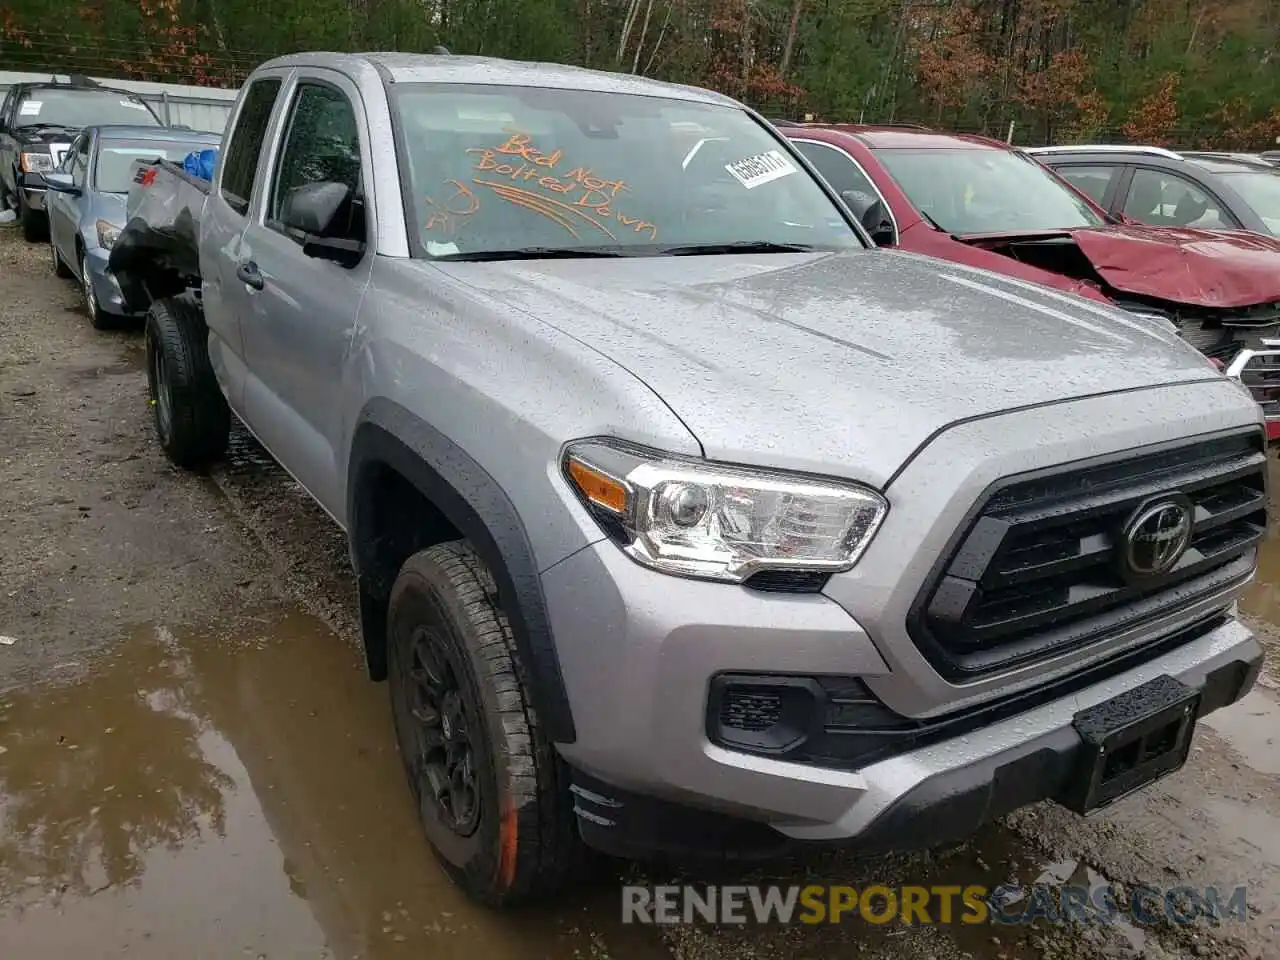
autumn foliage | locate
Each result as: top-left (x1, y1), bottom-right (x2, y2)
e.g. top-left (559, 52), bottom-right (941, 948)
top-left (1122, 74), bottom-right (1181, 146)
top-left (1, 0), bottom-right (1279, 148)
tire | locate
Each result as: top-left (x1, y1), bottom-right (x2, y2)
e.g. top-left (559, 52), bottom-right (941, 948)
top-left (18, 191), bottom-right (47, 243)
top-left (51, 236), bottom-right (72, 278)
top-left (145, 294), bottom-right (230, 469)
top-left (387, 541), bottom-right (581, 906)
top-left (80, 252), bottom-right (111, 328)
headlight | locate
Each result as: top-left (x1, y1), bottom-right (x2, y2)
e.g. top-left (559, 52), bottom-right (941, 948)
top-left (96, 220), bottom-right (121, 250)
top-left (563, 439), bottom-right (888, 583)
top-left (19, 152), bottom-right (54, 173)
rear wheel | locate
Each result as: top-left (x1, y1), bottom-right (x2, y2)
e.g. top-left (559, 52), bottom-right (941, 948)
top-left (387, 542), bottom-right (581, 906)
top-left (145, 294), bottom-right (229, 469)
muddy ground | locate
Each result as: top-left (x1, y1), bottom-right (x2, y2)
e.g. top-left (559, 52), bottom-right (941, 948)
top-left (1, 222), bottom-right (1277, 960)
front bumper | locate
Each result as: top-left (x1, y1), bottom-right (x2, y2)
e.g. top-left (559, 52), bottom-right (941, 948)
top-left (546, 540), bottom-right (1260, 859)
top-left (543, 378), bottom-right (1265, 860)
top-left (20, 185), bottom-right (46, 212)
top-left (84, 246), bottom-right (134, 317)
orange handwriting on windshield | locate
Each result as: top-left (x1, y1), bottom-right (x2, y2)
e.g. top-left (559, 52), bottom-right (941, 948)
top-left (464, 132), bottom-right (658, 240)
top-left (492, 132), bottom-right (563, 168)
top-left (422, 179), bottom-right (480, 234)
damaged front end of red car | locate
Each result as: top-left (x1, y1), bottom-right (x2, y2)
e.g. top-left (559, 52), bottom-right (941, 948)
top-left (956, 226), bottom-right (1280, 444)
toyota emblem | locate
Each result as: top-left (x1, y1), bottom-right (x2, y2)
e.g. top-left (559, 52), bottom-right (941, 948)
top-left (1119, 495), bottom-right (1194, 582)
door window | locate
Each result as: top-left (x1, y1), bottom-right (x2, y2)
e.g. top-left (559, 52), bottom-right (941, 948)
top-left (1123, 168), bottom-right (1235, 229)
top-left (268, 82), bottom-right (364, 244)
top-left (220, 76), bottom-right (282, 215)
top-left (793, 140), bottom-right (878, 197)
top-left (792, 139), bottom-right (894, 241)
top-left (69, 137), bottom-right (89, 187)
top-left (1053, 165), bottom-right (1118, 207)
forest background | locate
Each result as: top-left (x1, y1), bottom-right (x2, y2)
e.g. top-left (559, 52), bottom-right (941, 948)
top-left (2, 0), bottom-right (1278, 148)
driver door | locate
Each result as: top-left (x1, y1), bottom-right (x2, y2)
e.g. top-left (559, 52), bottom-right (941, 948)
top-left (49, 134), bottom-right (88, 267)
top-left (237, 71), bottom-right (374, 517)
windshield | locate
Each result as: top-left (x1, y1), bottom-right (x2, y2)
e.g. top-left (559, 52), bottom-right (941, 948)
top-left (390, 84), bottom-right (860, 258)
top-left (1218, 171), bottom-right (1280, 236)
top-left (95, 139), bottom-right (213, 193)
top-left (873, 147), bottom-right (1107, 235)
top-left (15, 89), bottom-right (159, 130)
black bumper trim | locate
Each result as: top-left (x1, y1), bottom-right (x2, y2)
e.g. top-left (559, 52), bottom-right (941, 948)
top-left (569, 643), bottom-right (1260, 862)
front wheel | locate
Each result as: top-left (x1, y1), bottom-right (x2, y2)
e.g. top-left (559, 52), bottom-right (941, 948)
top-left (145, 294), bottom-right (229, 469)
top-left (81, 253), bottom-right (110, 328)
top-left (387, 542), bottom-right (581, 906)
top-left (50, 236), bottom-right (72, 278)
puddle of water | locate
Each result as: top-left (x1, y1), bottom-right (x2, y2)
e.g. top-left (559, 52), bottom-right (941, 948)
top-left (1203, 797), bottom-right (1280, 864)
top-left (0, 610), bottom-right (669, 960)
top-left (1199, 690), bottom-right (1280, 777)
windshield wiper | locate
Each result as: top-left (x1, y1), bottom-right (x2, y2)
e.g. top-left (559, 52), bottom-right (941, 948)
top-left (433, 246), bottom-right (629, 261)
top-left (916, 209), bottom-right (946, 232)
top-left (658, 241), bottom-right (817, 256)
top-left (15, 122), bottom-right (73, 132)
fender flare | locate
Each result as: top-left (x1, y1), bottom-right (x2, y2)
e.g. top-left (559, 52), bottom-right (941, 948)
top-left (347, 397), bottom-right (577, 744)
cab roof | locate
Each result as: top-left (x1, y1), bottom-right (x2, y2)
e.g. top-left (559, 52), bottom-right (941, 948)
top-left (259, 51), bottom-right (740, 109)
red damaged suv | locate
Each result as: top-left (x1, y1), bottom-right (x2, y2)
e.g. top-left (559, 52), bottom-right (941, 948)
top-left (778, 123), bottom-right (1280, 439)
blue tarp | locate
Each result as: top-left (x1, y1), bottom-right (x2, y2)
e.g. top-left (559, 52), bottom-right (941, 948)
top-left (182, 148), bottom-right (219, 182)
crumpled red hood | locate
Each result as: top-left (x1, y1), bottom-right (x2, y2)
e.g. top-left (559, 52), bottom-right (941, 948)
top-left (1070, 225), bottom-right (1280, 309)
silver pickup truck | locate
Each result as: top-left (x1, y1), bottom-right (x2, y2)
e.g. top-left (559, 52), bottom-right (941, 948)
top-left (108, 51), bottom-right (1268, 907)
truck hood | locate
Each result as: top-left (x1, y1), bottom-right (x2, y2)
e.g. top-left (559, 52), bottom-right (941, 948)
top-left (964, 225), bottom-right (1280, 310)
top-left (429, 249), bottom-right (1224, 488)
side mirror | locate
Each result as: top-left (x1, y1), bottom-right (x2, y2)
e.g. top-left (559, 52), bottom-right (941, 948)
top-left (857, 196), bottom-right (895, 246)
top-left (25, 170), bottom-right (79, 195)
top-left (281, 180), bottom-right (365, 267)
top-left (281, 180), bottom-right (350, 236)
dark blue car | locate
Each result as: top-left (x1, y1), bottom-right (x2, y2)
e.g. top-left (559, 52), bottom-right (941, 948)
top-left (36, 124), bottom-right (221, 327)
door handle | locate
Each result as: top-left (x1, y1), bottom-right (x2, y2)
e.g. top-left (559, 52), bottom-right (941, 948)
top-left (236, 260), bottom-right (265, 291)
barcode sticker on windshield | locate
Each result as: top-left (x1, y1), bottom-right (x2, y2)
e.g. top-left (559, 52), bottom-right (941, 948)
top-left (19, 101), bottom-right (42, 116)
top-left (724, 150), bottom-right (797, 189)
top-left (121, 100), bottom-right (149, 109)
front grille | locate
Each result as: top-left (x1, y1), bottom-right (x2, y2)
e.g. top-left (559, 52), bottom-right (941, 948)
top-left (909, 430), bottom-right (1267, 679)
top-left (1230, 351), bottom-right (1280, 421)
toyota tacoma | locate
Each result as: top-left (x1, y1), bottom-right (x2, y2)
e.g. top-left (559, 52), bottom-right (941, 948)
top-left (107, 52), bottom-right (1268, 906)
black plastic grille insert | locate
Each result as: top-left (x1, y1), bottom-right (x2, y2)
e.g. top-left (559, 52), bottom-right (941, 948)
top-left (908, 429), bottom-right (1267, 679)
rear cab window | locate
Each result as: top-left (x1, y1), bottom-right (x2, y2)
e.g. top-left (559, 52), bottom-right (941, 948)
top-left (388, 84), bottom-right (861, 258)
top-left (220, 77), bottom-right (283, 215)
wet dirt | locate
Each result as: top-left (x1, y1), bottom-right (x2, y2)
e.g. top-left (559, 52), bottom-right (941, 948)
top-left (1, 222), bottom-right (1278, 960)
top-left (0, 610), bottom-right (668, 960)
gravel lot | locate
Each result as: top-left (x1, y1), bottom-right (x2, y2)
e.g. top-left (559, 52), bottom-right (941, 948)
top-left (0, 221), bottom-right (1276, 959)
